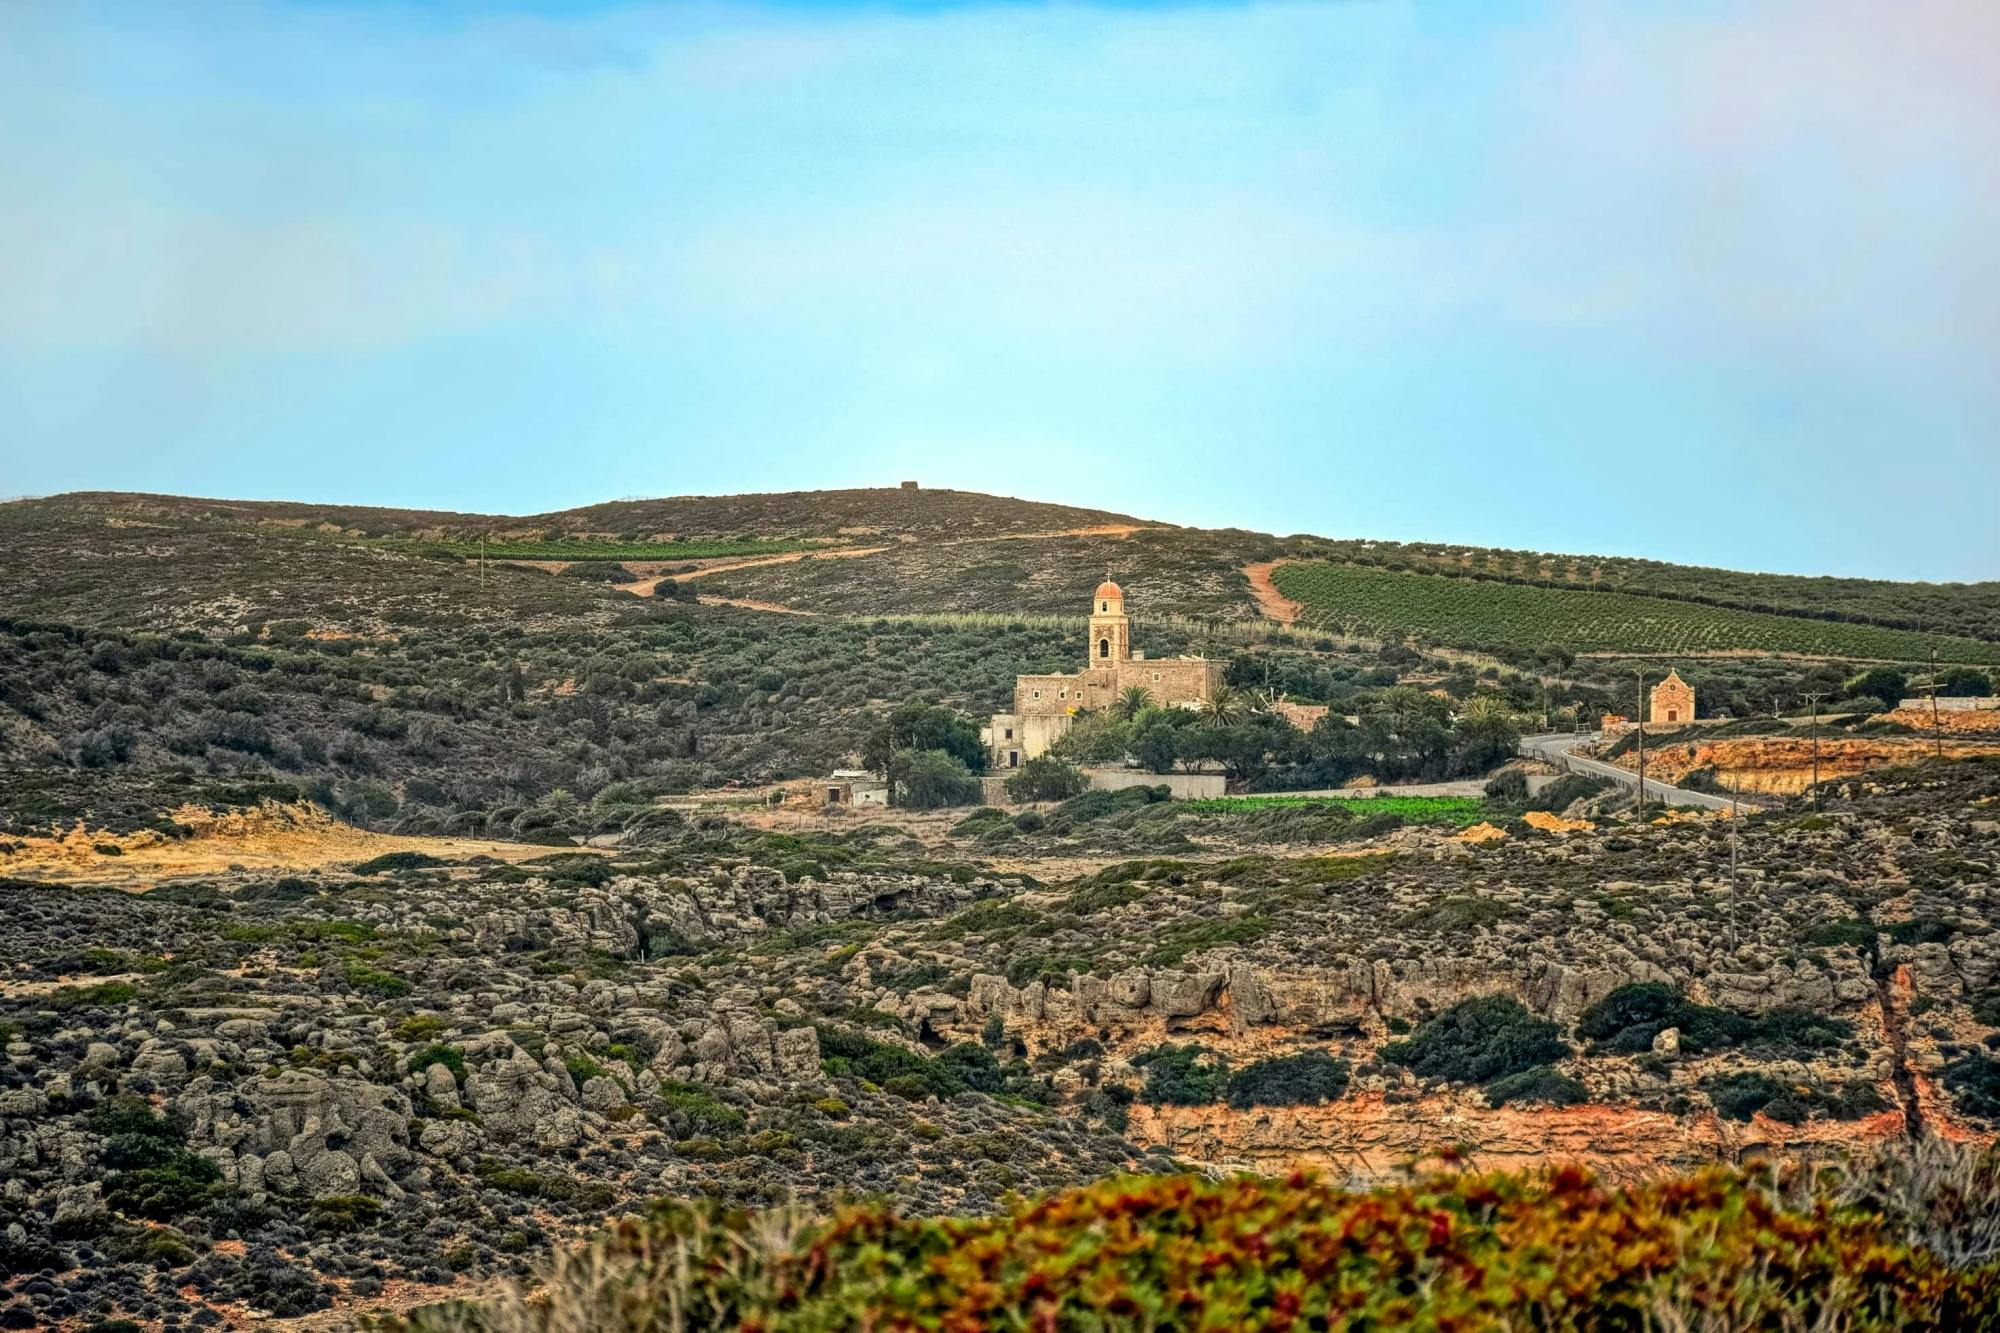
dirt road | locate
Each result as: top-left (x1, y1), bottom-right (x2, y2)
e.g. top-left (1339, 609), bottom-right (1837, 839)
top-left (1242, 560), bottom-right (1303, 624)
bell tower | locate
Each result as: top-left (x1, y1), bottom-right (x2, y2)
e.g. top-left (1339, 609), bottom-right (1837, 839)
top-left (1088, 579), bottom-right (1128, 672)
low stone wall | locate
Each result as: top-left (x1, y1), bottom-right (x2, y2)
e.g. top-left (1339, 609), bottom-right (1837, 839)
top-left (1081, 768), bottom-right (1226, 799)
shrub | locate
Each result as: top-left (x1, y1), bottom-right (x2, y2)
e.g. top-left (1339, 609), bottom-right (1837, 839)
top-left (893, 748), bottom-right (984, 809)
top-left (378, 1162), bottom-right (2000, 1333)
top-left (1133, 1044), bottom-right (1227, 1106)
top-left (306, 1194), bottom-right (383, 1234)
top-left (1225, 1051), bottom-right (1349, 1108)
top-left (407, 1045), bottom-right (467, 1083)
top-left (1381, 996), bottom-right (1569, 1087)
top-left (352, 850), bottom-right (446, 875)
top-left (1143, 915), bottom-right (1271, 966)
top-left (562, 562), bottom-right (639, 584)
top-left (1945, 1055), bottom-right (2000, 1120)
top-left (1004, 757), bottom-right (1087, 804)
top-left (343, 961), bottom-right (410, 999)
top-left (656, 1082), bottom-right (745, 1136)
top-left (1484, 1065), bottom-right (1588, 1108)
top-left (1526, 773), bottom-right (1613, 813)
top-left (49, 980), bottom-right (138, 1008)
top-left (818, 1027), bottom-right (962, 1101)
top-left (1576, 984), bottom-right (1844, 1057)
top-left (105, 1153), bottom-right (227, 1220)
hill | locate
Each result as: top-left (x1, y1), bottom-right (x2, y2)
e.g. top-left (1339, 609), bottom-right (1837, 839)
top-left (14, 486), bottom-right (1144, 543)
top-left (2, 487), bottom-right (1995, 662)
top-left (1274, 562), bottom-right (2000, 665)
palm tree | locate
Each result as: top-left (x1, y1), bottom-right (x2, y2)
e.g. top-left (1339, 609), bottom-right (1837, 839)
top-left (1200, 684), bottom-right (1249, 728)
top-left (1113, 685), bottom-right (1153, 722)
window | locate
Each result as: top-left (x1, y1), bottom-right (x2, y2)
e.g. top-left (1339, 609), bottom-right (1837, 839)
top-left (1098, 638), bottom-right (1110, 658)
top-left (1004, 727), bottom-right (1014, 740)
top-left (1100, 600), bottom-right (1109, 612)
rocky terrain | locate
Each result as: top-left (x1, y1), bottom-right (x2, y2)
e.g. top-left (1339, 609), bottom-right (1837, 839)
top-left (5, 485), bottom-right (2000, 1328)
top-left (4, 759), bottom-right (2000, 1327)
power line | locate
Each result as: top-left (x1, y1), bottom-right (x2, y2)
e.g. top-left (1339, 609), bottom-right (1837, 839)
top-left (1801, 690), bottom-right (1829, 809)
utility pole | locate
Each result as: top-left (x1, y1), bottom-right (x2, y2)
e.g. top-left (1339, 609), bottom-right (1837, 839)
top-left (1926, 647), bottom-right (1945, 762)
top-left (1728, 775), bottom-right (1741, 953)
top-left (1802, 690), bottom-right (1828, 809)
top-left (1635, 669), bottom-right (1647, 819)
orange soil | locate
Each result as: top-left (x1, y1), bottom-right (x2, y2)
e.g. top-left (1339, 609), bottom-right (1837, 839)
top-left (1880, 707), bottom-right (2000, 735)
top-left (1618, 735), bottom-right (2000, 796)
top-left (1242, 560), bottom-right (1303, 624)
top-left (0, 802), bottom-right (595, 890)
top-left (1129, 1092), bottom-right (1915, 1183)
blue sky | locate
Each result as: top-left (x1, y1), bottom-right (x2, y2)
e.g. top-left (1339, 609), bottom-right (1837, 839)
top-left (2, 1), bottom-right (1995, 579)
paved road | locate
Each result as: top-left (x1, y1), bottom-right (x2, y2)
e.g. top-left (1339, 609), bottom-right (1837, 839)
top-left (1519, 731), bottom-right (1755, 814)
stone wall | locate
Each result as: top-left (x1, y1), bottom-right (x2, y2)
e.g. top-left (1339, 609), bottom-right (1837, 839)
top-left (1081, 767), bottom-right (1227, 799)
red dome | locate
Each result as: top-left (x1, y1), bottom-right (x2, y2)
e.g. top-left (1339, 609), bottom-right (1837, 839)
top-left (1094, 580), bottom-right (1124, 601)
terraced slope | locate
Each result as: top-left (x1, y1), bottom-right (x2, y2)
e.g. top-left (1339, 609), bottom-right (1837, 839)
top-left (1311, 539), bottom-right (2000, 644)
top-left (1273, 562), bottom-right (2000, 664)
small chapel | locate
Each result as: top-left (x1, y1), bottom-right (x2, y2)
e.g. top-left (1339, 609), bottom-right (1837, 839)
top-left (1649, 669), bottom-right (1696, 725)
top-left (985, 581), bottom-right (1224, 768)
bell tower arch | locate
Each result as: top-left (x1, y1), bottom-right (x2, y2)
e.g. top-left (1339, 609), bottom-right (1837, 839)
top-left (1088, 579), bottom-right (1129, 672)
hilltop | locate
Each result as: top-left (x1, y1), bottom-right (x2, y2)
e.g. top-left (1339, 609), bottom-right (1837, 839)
top-left (3, 486), bottom-right (1996, 661)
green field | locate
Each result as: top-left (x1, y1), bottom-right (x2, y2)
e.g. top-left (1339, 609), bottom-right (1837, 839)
top-left (392, 537), bottom-right (817, 561)
top-left (1184, 794), bottom-right (1489, 826)
top-left (1274, 562), bottom-right (2000, 664)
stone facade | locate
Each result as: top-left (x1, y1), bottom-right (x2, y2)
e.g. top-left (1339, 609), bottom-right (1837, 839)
top-left (985, 581), bottom-right (1224, 767)
top-left (1649, 670), bottom-right (1695, 725)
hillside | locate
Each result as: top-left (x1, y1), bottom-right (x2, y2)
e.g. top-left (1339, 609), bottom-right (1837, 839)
top-left (7, 483), bottom-right (2000, 1329)
top-left (1273, 562), bottom-right (2000, 665)
top-left (13, 487), bottom-right (1145, 544)
top-left (10, 487), bottom-right (1991, 662)
top-left (1312, 537), bottom-right (2000, 643)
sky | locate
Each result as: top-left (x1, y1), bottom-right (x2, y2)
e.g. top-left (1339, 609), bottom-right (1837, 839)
top-left (2, 0), bottom-right (1996, 581)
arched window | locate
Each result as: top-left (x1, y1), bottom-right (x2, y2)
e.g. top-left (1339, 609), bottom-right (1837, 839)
top-left (1098, 638), bottom-right (1110, 659)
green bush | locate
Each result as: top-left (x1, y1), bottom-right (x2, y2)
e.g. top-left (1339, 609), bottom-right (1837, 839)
top-left (352, 850), bottom-right (447, 875)
top-left (49, 980), bottom-right (138, 1008)
top-left (1484, 1065), bottom-right (1588, 1108)
top-left (1381, 996), bottom-right (1568, 1087)
top-left (656, 1081), bottom-right (745, 1136)
top-left (306, 1194), bottom-right (383, 1234)
top-left (1577, 984), bottom-right (1849, 1056)
top-left (819, 1026), bottom-right (961, 1100)
top-left (1945, 1055), bottom-right (2000, 1120)
top-left (408, 1044), bottom-right (467, 1083)
top-left (562, 562), bottom-right (639, 584)
top-left (1225, 1051), bottom-right (1349, 1108)
top-left (892, 748), bottom-right (984, 809)
top-left (343, 961), bottom-right (411, 998)
top-left (1003, 757), bottom-right (1087, 803)
top-left (105, 1153), bottom-right (227, 1221)
top-left (1134, 1045), bottom-right (1228, 1106)
top-left (1526, 773), bottom-right (1613, 813)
